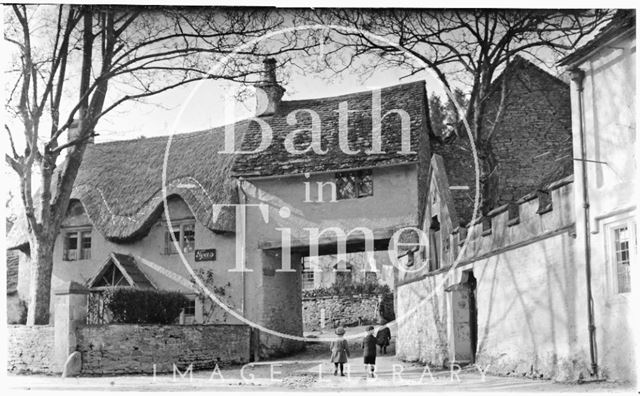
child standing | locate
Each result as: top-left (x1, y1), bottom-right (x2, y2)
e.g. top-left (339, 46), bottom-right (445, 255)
top-left (330, 326), bottom-right (350, 376)
top-left (362, 325), bottom-right (377, 378)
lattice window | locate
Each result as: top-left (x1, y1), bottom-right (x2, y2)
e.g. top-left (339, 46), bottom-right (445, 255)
top-left (335, 170), bottom-right (373, 200)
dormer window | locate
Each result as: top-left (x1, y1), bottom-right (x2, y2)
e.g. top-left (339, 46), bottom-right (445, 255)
top-left (336, 169), bottom-right (373, 200)
top-left (164, 221), bottom-right (196, 255)
top-left (63, 229), bottom-right (92, 261)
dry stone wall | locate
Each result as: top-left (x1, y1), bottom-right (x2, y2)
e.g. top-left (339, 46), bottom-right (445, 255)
top-left (77, 324), bottom-right (250, 374)
top-left (303, 295), bottom-right (379, 331)
top-left (8, 325), bottom-right (55, 373)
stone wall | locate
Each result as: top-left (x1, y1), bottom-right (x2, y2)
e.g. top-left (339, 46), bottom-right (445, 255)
top-left (8, 325), bottom-right (55, 373)
top-left (303, 295), bottom-right (379, 331)
top-left (77, 324), bottom-right (250, 374)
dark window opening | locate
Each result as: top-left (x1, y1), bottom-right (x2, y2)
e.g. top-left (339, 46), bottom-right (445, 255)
top-left (336, 170), bottom-right (373, 200)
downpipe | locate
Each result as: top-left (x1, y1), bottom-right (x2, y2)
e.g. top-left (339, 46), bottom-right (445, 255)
top-left (570, 68), bottom-right (599, 378)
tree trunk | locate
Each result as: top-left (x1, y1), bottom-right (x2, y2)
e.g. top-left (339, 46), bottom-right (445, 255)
top-left (477, 138), bottom-right (499, 216)
top-left (26, 235), bottom-right (55, 325)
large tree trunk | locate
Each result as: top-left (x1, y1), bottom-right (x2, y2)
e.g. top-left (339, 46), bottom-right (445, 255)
top-left (26, 235), bottom-right (55, 325)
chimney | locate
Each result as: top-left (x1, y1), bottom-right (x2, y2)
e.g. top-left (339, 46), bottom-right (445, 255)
top-left (255, 58), bottom-right (285, 116)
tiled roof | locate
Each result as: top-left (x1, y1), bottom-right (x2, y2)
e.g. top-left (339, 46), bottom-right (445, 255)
top-left (559, 10), bottom-right (636, 67)
top-left (231, 81), bottom-right (429, 177)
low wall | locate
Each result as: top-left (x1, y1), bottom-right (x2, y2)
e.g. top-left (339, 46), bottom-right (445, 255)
top-left (8, 325), bottom-right (55, 373)
top-left (303, 294), bottom-right (379, 331)
top-left (77, 324), bottom-right (251, 375)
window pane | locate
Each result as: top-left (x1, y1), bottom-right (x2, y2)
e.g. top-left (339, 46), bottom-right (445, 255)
top-left (182, 224), bottom-right (195, 253)
top-left (614, 226), bottom-right (631, 293)
top-left (336, 172), bottom-right (357, 200)
top-left (358, 170), bottom-right (373, 197)
top-left (165, 229), bottom-right (180, 255)
top-left (67, 233), bottom-right (78, 249)
top-left (81, 231), bottom-right (92, 260)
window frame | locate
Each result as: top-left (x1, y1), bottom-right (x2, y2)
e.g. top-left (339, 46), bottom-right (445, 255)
top-left (164, 220), bottom-right (197, 255)
top-left (335, 169), bottom-right (374, 200)
top-left (604, 217), bottom-right (636, 297)
top-left (62, 227), bottom-right (92, 261)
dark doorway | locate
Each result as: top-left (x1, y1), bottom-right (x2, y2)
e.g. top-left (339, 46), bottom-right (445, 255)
top-left (445, 269), bottom-right (478, 364)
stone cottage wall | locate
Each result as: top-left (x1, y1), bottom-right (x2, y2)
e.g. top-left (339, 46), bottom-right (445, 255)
top-left (77, 324), bottom-right (250, 374)
top-left (396, 179), bottom-right (592, 381)
top-left (302, 295), bottom-right (379, 331)
top-left (8, 325), bottom-right (55, 373)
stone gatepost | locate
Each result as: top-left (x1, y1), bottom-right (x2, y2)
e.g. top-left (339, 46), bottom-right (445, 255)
top-left (54, 281), bottom-right (89, 373)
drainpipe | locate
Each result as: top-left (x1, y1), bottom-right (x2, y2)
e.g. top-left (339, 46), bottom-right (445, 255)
top-left (570, 68), bottom-right (598, 377)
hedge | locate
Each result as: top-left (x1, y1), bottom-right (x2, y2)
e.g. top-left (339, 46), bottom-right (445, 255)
top-left (103, 288), bottom-right (190, 324)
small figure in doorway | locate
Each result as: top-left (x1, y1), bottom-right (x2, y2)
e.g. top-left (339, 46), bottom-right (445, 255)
top-left (362, 325), bottom-right (377, 378)
top-left (376, 320), bottom-right (391, 355)
top-left (330, 326), bottom-right (350, 376)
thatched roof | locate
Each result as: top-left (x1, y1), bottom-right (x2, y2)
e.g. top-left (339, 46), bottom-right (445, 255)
top-left (71, 123), bottom-right (246, 241)
top-left (231, 81), bottom-right (428, 177)
top-left (7, 122), bottom-right (247, 248)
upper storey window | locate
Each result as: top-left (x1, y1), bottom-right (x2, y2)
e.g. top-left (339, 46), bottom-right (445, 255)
top-left (63, 229), bottom-right (92, 261)
top-left (335, 169), bottom-right (373, 200)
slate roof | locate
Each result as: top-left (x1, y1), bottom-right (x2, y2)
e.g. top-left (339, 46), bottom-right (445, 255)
top-left (231, 81), bottom-right (429, 177)
top-left (559, 10), bottom-right (636, 67)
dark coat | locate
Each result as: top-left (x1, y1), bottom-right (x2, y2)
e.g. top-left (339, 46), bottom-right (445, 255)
top-left (362, 334), bottom-right (377, 358)
top-left (330, 339), bottom-right (350, 363)
top-left (376, 326), bottom-right (391, 346)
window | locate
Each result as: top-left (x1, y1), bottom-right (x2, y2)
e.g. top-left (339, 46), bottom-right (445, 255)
top-left (335, 170), bottom-right (373, 200)
top-left (613, 224), bottom-right (632, 293)
top-left (302, 271), bottom-right (315, 290)
top-left (164, 221), bottom-right (196, 255)
top-left (63, 229), bottom-right (91, 261)
top-left (183, 299), bottom-right (196, 316)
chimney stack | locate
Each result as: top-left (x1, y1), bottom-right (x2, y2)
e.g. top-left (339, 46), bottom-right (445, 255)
top-left (255, 58), bottom-right (285, 116)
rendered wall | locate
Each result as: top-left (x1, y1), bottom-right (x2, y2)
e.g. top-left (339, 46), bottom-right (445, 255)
top-left (569, 33), bottom-right (637, 383)
top-left (19, 197), bottom-right (243, 325)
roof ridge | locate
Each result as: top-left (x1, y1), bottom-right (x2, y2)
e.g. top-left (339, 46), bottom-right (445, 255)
top-left (282, 80), bottom-right (426, 105)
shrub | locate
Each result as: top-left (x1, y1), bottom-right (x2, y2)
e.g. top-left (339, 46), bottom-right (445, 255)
top-left (104, 288), bottom-right (190, 324)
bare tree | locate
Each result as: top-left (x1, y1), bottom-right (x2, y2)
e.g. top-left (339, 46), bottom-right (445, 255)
top-left (3, 4), bottom-right (307, 324)
top-left (300, 9), bottom-right (612, 214)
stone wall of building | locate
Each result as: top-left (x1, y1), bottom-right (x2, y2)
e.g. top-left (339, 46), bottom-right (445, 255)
top-left (77, 324), bottom-right (250, 375)
top-left (8, 325), bottom-right (55, 373)
top-left (302, 295), bottom-right (379, 331)
top-left (396, 179), bottom-right (594, 381)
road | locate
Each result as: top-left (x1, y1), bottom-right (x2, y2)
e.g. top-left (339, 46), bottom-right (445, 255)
top-left (6, 341), bottom-right (635, 392)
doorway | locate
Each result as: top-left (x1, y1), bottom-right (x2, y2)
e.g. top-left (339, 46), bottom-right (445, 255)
top-left (446, 269), bottom-right (478, 364)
